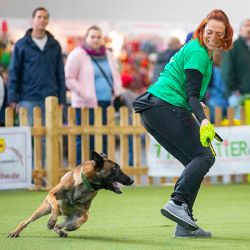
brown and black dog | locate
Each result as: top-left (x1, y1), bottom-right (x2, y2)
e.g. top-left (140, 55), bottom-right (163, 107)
top-left (8, 151), bottom-right (134, 238)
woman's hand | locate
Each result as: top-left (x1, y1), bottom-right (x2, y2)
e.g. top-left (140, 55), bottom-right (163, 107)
top-left (200, 120), bottom-right (215, 147)
top-left (200, 118), bottom-right (210, 126)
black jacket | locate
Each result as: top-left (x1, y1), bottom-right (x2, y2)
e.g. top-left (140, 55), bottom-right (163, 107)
top-left (221, 36), bottom-right (250, 95)
top-left (8, 29), bottom-right (66, 104)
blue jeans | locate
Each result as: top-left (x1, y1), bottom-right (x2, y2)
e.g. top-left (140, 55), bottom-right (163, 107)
top-left (76, 101), bottom-right (110, 165)
top-left (228, 93), bottom-right (242, 119)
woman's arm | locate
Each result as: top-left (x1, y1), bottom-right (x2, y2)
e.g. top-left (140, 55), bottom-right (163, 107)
top-left (64, 50), bottom-right (83, 96)
top-left (185, 69), bottom-right (209, 124)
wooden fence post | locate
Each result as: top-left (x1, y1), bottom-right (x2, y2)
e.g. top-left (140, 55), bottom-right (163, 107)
top-left (45, 96), bottom-right (60, 189)
top-left (32, 107), bottom-right (44, 189)
top-left (120, 107), bottom-right (129, 168)
top-left (245, 100), bottom-right (250, 125)
top-left (67, 107), bottom-right (76, 169)
top-left (94, 107), bottom-right (103, 153)
top-left (5, 107), bottom-right (14, 127)
top-left (107, 106), bottom-right (115, 161)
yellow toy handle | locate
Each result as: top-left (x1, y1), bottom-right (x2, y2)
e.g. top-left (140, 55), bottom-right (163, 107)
top-left (207, 138), bottom-right (217, 157)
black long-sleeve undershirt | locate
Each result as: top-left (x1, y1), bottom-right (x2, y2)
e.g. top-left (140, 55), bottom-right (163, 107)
top-left (185, 69), bottom-right (207, 123)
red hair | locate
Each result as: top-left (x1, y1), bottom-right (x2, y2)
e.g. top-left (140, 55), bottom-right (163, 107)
top-left (193, 9), bottom-right (233, 50)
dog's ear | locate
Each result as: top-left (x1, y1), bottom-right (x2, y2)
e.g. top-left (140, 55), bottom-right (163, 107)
top-left (90, 151), bottom-right (104, 169)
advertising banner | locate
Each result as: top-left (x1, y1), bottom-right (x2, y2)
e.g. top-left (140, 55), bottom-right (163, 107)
top-left (0, 127), bottom-right (32, 189)
top-left (147, 126), bottom-right (250, 177)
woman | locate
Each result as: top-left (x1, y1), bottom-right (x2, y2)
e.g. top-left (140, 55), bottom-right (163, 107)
top-left (133, 9), bottom-right (233, 238)
top-left (65, 25), bottom-right (121, 164)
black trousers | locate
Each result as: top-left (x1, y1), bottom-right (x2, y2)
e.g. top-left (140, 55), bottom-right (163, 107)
top-left (140, 99), bottom-right (215, 211)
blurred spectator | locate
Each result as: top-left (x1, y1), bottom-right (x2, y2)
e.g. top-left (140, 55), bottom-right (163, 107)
top-left (185, 31), bottom-right (194, 44)
top-left (65, 25), bottom-right (121, 164)
top-left (8, 7), bottom-right (66, 125)
top-left (0, 41), bottom-right (12, 69)
top-left (152, 37), bottom-right (182, 83)
top-left (0, 76), bottom-right (4, 111)
top-left (206, 49), bottom-right (229, 123)
top-left (120, 39), bottom-right (153, 92)
top-left (0, 68), bottom-right (8, 126)
top-left (121, 76), bottom-right (141, 112)
top-left (0, 74), bottom-right (6, 126)
top-left (221, 19), bottom-right (250, 119)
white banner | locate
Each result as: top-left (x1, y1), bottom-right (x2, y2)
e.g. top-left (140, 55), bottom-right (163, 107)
top-left (147, 126), bottom-right (250, 177)
top-left (0, 127), bottom-right (32, 189)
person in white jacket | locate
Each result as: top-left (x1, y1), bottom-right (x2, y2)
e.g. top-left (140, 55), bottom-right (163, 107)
top-left (0, 72), bottom-right (7, 126)
top-left (65, 25), bottom-right (122, 164)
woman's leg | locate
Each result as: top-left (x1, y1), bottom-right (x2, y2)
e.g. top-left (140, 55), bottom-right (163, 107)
top-left (141, 104), bottom-right (215, 210)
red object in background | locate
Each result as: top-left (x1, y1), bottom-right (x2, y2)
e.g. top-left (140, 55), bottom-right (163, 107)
top-left (131, 40), bottom-right (140, 52)
top-left (121, 73), bottom-right (133, 88)
top-left (1, 20), bottom-right (8, 33)
top-left (141, 57), bottom-right (149, 68)
top-left (67, 37), bottom-right (75, 52)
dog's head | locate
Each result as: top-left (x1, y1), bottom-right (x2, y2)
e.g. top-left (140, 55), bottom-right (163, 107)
top-left (90, 151), bottom-right (134, 194)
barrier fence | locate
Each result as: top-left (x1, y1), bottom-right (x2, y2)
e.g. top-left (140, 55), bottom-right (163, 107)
top-left (3, 97), bottom-right (250, 190)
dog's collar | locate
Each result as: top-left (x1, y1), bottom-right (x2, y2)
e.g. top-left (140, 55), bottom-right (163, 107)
top-left (81, 171), bottom-right (95, 192)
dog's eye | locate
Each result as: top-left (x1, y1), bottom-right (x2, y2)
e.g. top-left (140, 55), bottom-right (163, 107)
top-left (111, 166), bottom-right (118, 173)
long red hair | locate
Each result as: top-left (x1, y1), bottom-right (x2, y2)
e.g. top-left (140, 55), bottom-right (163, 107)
top-left (193, 9), bottom-right (233, 50)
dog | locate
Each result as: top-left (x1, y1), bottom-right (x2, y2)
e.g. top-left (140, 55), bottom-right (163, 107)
top-left (8, 151), bottom-right (134, 238)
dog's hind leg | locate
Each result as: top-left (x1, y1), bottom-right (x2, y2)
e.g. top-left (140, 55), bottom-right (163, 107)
top-left (8, 201), bottom-right (51, 238)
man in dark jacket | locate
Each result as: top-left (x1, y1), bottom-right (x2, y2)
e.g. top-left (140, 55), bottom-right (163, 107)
top-left (8, 7), bottom-right (66, 125)
top-left (221, 19), bottom-right (250, 119)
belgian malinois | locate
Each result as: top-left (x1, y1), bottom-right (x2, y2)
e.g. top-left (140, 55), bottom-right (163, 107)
top-left (8, 151), bottom-right (134, 238)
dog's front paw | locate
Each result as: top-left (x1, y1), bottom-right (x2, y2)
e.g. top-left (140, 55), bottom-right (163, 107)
top-left (47, 219), bottom-right (56, 229)
top-left (8, 231), bottom-right (20, 238)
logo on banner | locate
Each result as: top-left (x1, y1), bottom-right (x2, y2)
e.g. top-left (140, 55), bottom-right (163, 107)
top-left (147, 126), bottom-right (250, 177)
top-left (215, 140), bottom-right (250, 157)
top-left (0, 127), bottom-right (32, 190)
top-left (0, 138), bottom-right (24, 166)
top-left (0, 138), bottom-right (6, 153)
top-left (153, 140), bottom-right (250, 159)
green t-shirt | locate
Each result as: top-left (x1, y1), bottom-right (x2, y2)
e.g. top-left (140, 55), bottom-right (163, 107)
top-left (148, 39), bottom-right (213, 110)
